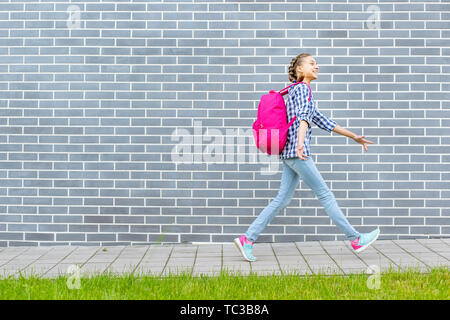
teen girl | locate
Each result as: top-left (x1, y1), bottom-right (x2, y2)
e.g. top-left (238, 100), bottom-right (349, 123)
top-left (235, 53), bottom-right (379, 261)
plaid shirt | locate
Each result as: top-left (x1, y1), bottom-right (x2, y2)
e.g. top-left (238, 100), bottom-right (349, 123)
top-left (279, 83), bottom-right (337, 160)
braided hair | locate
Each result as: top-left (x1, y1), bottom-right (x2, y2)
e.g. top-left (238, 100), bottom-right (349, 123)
top-left (288, 53), bottom-right (312, 83)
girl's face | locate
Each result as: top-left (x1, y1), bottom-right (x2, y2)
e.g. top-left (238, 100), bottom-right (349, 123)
top-left (296, 56), bottom-right (319, 81)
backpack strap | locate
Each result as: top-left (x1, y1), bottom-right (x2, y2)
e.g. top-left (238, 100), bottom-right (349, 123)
top-left (278, 82), bottom-right (299, 96)
top-left (279, 81), bottom-right (311, 101)
top-left (283, 81), bottom-right (312, 127)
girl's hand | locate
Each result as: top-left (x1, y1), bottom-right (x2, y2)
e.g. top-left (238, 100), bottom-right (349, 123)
top-left (353, 135), bottom-right (375, 152)
top-left (296, 143), bottom-right (309, 160)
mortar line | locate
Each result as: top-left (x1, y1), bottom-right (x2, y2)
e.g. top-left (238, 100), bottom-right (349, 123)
top-left (159, 245), bottom-right (174, 278)
top-left (439, 238), bottom-right (450, 248)
top-left (65, 245), bottom-right (105, 278)
top-left (40, 246), bottom-right (80, 277)
top-left (293, 242), bottom-right (314, 275)
top-left (343, 240), bottom-right (382, 269)
top-left (391, 240), bottom-right (432, 270)
top-left (369, 240), bottom-right (402, 271)
top-left (101, 245), bottom-right (130, 276)
top-left (318, 241), bottom-right (346, 276)
top-left (268, 243), bottom-right (283, 275)
top-left (0, 246), bottom-right (33, 268)
top-left (137, 243), bottom-right (172, 277)
top-left (190, 245), bottom-right (199, 277)
top-left (76, 246), bottom-right (105, 271)
top-left (414, 239), bottom-right (450, 263)
top-left (15, 246), bottom-right (56, 277)
top-left (131, 245), bottom-right (153, 276)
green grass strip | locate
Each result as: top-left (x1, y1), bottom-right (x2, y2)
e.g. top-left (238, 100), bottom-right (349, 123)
top-left (0, 266), bottom-right (448, 300)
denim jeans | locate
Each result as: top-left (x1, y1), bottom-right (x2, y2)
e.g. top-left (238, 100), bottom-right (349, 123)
top-left (244, 157), bottom-right (360, 242)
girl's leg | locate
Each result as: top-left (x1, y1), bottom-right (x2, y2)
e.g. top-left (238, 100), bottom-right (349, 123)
top-left (244, 161), bottom-right (300, 242)
top-left (284, 157), bottom-right (360, 241)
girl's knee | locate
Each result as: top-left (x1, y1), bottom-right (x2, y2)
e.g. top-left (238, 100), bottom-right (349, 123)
top-left (272, 197), bottom-right (290, 210)
top-left (315, 186), bottom-right (332, 198)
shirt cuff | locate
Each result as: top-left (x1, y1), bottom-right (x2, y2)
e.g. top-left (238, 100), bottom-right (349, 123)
top-left (296, 114), bottom-right (313, 129)
top-left (324, 119), bottom-right (338, 133)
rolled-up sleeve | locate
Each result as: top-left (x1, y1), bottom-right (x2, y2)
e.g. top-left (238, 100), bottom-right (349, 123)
top-left (312, 108), bottom-right (337, 133)
top-left (293, 84), bottom-right (313, 128)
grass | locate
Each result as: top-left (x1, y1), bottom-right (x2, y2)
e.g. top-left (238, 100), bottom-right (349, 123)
top-left (0, 266), bottom-right (449, 300)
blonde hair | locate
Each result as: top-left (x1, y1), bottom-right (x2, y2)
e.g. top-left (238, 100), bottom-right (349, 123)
top-left (288, 53), bottom-right (312, 83)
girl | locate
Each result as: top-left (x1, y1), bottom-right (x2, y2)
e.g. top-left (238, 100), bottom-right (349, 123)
top-left (235, 53), bottom-right (379, 262)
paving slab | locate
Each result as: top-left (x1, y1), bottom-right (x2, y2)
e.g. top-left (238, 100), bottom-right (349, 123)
top-left (192, 267), bottom-right (222, 277)
top-left (430, 251), bottom-right (450, 261)
top-left (340, 267), bottom-right (369, 275)
top-left (105, 264), bottom-right (137, 274)
top-left (133, 266), bottom-right (164, 277)
top-left (276, 257), bottom-right (308, 264)
top-left (20, 263), bottom-right (58, 278)
top-left (141, 255), bottom-right (170, 264)
top-left (195, 258), bottom-right (222, 266)
top-left (44, 263), bottom-right (82, 278)
top-left (81, 262), bottom-right (111, 273)
top-left (327, 255), bottom-right (367, 269)
top-left (251, 247), bottom-right (276, 256)
top-left (418, 239), bottom-right (450, 253)
top-left (321, 245), bottom-right (353, 255)
top-left (297, 245), bottom-right (327, 255)
top-left (377, 253), bottom-right (428, 272)
top-left (0, 239), bottom-right (449, 278)
top-left (279, 265), bottom-right (311, 275)
top-left (196, 245), bottom-right (222, 257)
top-left (308, 265), bottom-right (344, 275)
top-left (272, 248), bottom-right (302, 256)
top-left (358, 255), bottom-right (397, 270)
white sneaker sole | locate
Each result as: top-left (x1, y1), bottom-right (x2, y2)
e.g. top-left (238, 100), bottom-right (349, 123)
top-left (233, 238), bottom-right (256, 262)
top-left (354, 229), bottom-right (380, 253)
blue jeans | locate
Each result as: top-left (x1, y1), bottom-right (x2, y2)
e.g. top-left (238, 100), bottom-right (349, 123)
top-left (244, 157), bottom-right (360, 242)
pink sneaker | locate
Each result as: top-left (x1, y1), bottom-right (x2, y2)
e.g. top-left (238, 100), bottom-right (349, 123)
top-left (351, 228), bottom-right (380, 253)
top-left (233, 235), bottom-right (256, 262)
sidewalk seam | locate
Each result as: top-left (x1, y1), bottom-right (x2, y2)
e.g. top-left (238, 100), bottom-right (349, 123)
top-left (345, 241), bottom-right (381, 269)
top-left (160, 246), bottom-right (174, 277)
top-left (0, 247), bottom-right (33, 268)
top-left (392, 240), bottom-right (431, 270)
top-left (41, 246), bottom-right (80, 277)
top-left (318, 241), bottom-right (346, 276)
top-left (16, 246), bottom-right (55, 277)
top-left (131, 245), bottom-right (152, 276)
top-left (368, 241), bottom-right (401, 271)
top-left (293, 242), bottom-right (313, 275)
top-left (103, 246), bottom-right (133, 276)
top-left (190, 245), bottom-right (199, 276)
top-left (269, 243), bottom-right (282, 275)
top-left (417, 239), bottom-right (450, 263)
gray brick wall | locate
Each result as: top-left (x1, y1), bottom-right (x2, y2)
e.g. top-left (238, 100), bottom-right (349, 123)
top-left (0, 0), bottom-right (449, 246)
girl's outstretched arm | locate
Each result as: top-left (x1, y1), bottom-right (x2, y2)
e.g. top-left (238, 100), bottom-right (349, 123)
top-left (332, 125), bottom-right (375, 152)
top-left (332, 124), bottom-right (357, 139)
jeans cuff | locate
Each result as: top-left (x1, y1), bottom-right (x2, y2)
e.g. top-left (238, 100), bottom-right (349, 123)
top-left (244, 233), bottom-right (255, 243)
top-left (347, 233), bottom-right (360, 241)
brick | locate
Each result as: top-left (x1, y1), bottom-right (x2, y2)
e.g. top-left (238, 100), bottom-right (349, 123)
top-left (25, 233), bottom-right (54, 241)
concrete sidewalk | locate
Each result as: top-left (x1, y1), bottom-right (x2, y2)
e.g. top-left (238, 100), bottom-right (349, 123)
top-left (0, 239), bottom-right (449, 279)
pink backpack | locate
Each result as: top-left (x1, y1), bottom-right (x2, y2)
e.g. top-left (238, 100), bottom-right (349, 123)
top-left (252, 81), bottom-right (311, 155)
